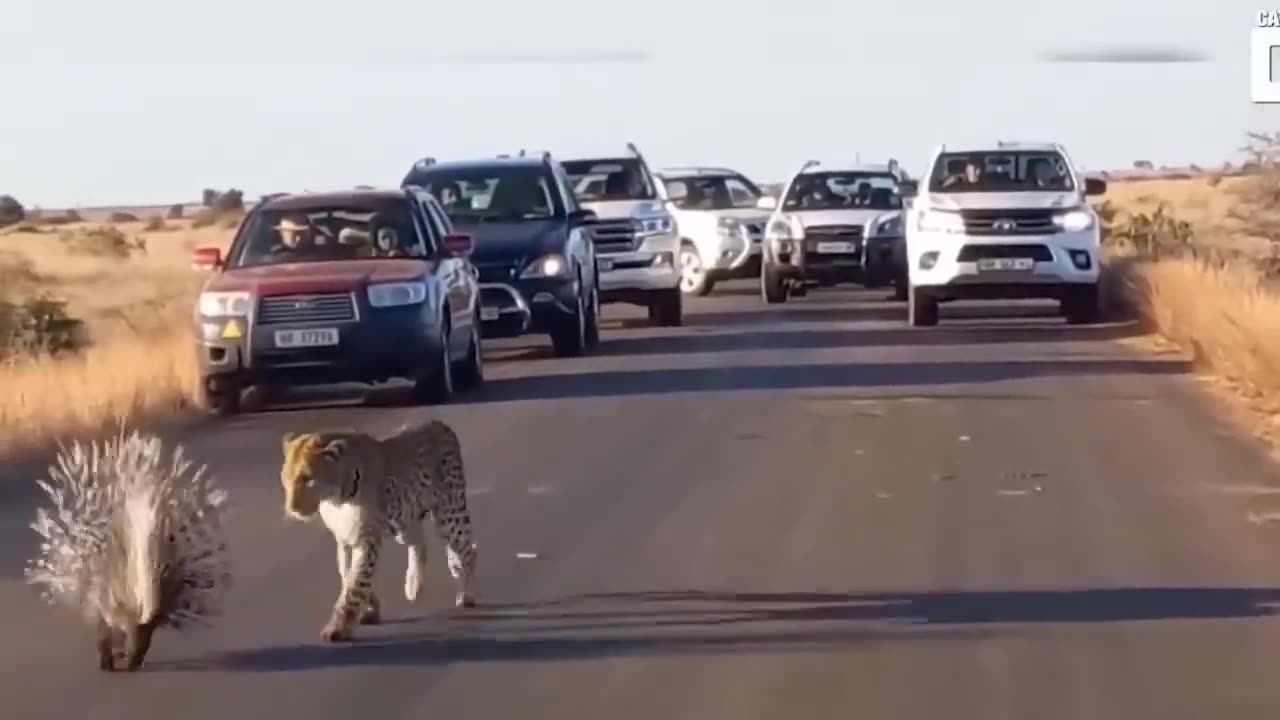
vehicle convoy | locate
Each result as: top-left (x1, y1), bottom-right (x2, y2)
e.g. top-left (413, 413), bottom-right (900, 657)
top-left (400, 153), bottom-right (601, 357)
top-left (900, 141), bottom-right (1108, 326)
top-left (651, 166), bottom-right (772, 297)
top-left (559, 143), bottom-right (684, 326)
top-left (758, 159), bottom-right (911, 304)
top-left (190, 188), bottom-right (483, 415)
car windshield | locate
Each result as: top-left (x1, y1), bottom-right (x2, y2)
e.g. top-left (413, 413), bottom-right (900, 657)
top-left (561, 158), bottom-right (656, 201)
top-left (663, 174), bottom-right (762, 210)
top-left (404, 165), bottom-right (560, 222)
top-left (782, 172), bottom-right (903, 211)
top-left (928, 150), bottom-right (1076, 193)
top-left (228, 201), bottom-right (426, 268)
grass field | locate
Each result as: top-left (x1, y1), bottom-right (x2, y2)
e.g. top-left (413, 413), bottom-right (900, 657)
top-left (1, 163), bottom-right (1278, 457)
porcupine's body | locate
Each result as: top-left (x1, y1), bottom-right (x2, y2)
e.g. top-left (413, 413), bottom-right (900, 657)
top-left (24, 430), bottom-right (231, 671)
top-left (280, 418), bottom-right (478, 642)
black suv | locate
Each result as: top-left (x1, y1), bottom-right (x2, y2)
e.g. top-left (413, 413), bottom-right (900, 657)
top-left (402, 153), bottom-right (601, 357)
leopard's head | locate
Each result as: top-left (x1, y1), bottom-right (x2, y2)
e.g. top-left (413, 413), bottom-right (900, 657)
top-left (280, 432), bottom-right (362, 519)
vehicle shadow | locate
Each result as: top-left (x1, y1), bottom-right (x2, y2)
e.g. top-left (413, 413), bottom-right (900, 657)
top-left (684, 301), bottom-right (1072, 328)
top-left (159, 586), bottom-right (1280, 672)
top-left (449, 356), bottom-right (1191, 404)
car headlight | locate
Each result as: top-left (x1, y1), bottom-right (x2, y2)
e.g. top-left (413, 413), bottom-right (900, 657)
top-left (767, 217), bottom-right (794, 241)
top-left (873, 216), bottom-right (903, 236)
top-left (916, 209), bottom-right (964, 233)
top-left (367, 282), bottom-right (427, 308)
top-left (1053, 209), bottom-right (1095, 232)
top-left (198, 291), bottom-right (252, 316)
top-left (633, 215), bottom-right (675, 236)
top-left (520, 253), bottom-right (571, 279)
top-left (717, 217), bottom-right (742, 237)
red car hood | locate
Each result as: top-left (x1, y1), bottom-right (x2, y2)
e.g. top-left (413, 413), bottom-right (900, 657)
top-left (204, 259), bottom-right (432, 295)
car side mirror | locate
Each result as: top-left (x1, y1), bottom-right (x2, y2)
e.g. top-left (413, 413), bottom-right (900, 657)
top-left (569, 208), bottom-right (598, 225)
top-left (897, 180), bottom-right (919, 198)
top-left (756, 196), bottom-right (778, 210)
top-left (441, 233), bottom-right (474, 257)
top-left (1084, 177), bottom-right (1107, 196)
top-left (192, 246), bottom-right (223, 271)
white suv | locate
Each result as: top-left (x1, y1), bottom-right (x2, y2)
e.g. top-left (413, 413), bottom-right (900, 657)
top-left (902, 141), bottom-right (1108, 326)
top-left (652, 167), bottom-right (771, 296)
top-left (561, 144), bottom-right (683, 326)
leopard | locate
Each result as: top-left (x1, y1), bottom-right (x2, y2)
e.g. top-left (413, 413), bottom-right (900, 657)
top-left (280, 418), bottom-right (478, 642)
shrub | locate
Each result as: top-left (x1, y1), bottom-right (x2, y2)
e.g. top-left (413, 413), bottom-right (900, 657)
top-left (0, 294), bottom-right (84, 359)
top-left (106, 211), bottom-right (139, 223)
top-left (166, 203), bottom-right (184, 220)
top-left (59, 226), bottom-right (135, 259)
top-left (143, 215), bottom-right (168, 232)
top-left (0, 195), bottom-right (24, 227)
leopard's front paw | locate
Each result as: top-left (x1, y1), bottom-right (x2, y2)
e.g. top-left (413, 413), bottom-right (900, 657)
top-left (321, 614), bottom-right (355, 642)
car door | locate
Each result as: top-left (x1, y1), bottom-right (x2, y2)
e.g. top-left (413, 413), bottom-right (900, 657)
top-left (417, 193), bottom-right (476, 345)
top-left (552, 163), bottom-right (595, 293)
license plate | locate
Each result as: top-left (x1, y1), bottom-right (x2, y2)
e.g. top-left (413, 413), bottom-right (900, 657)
top-left (598, 258), bottom-right (614, 272)
top-left (274, 328), bottom-right (339, 348)
top-left (480, 306), bottom-right (500, 321)
top-left (815, 241), bottom-right (857, 254)
top-left (977, 258), bottom-right (1035, 271)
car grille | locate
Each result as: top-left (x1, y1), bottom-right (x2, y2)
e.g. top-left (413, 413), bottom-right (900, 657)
top-left (590, 219), bottom-right (638, 254)
top-left (805, 224), bottom-right (864, 241)
top-left (956, 243), bottom-right (1054, 262)
top-left (959, 209), bottom-right (1058, 236)
top-left (475, 263), bottom-right (518, 283)
top-left (256, 293), bottom-right (356, 325)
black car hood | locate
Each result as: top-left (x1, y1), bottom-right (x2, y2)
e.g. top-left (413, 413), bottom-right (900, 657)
top-left (453, 219), bottom-right (566, 269)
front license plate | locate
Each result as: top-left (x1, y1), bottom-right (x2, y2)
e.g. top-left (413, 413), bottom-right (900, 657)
top-left (598, 258), bottom-right (614, 272)
top-left (815, 241), bottom-right (857, 254)
top-left (977, 257), bottom-right (1035, 271)
top-left (274, 328), bottom-right (339, 348)
top-left (480, 306), bottom-right (500, 321)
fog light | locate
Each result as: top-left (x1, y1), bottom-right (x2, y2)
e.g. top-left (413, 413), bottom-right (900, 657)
top-left (919, 251), bottom-right (940, 270)
top-left (1068, 250), bottom-right (1092, 270)
top-left (201, 322), bottom-right (221, 340)
top-left (651, 252), bottom-right (673, 266)
top-left (532, 292), bottom-right (554, 303)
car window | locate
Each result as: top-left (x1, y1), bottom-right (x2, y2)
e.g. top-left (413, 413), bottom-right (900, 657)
top-left (561, 158), bottom-right (656, 201)
top-left (782, 172), bottom-right (903, 211)
top-left (228, 201), bottom-right (427, 267)
top-left (928, 151), bottom-right (1076, 193)
top-left (667, 174), bottom-right (761, 210)
top-left (408, 165), bottom-right (562, 222)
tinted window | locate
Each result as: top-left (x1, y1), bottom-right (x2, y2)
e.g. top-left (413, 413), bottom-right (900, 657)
top-left (664, 174), bottom-right (762, 210)
top-left (927, 151), bottom-right (1076, 193)
top-left (407, 165), bottom-right (562, 222)
top-left (782, 172), bottom-right (903, 211)
top-left (228, 201), bottom-right (425, 268)
top-left (561, 158), bottom-right (656, 201)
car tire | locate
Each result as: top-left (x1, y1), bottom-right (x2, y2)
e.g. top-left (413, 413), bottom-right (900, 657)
top-left (583, 282), bottom-right (601, 348)
top-left (761, 264), bottom-right (787, 304)
top-left (454, 321), bottom-right (484, 391)
top-left (1062, 283), bottom-right (1102, 325)
top-left (678, 243), bottom-right (714, 297)
top-left (551, 291), bottom-right (588, 357)
top-left (908, 286), bottom-right (939, 326)
top-left (647, 288), bottom-right (683, 327)
top-left (892, 276), bottom-right (909, 302)
top-left (201, 375), bottom-right (242, 417)
top-left (412, 326), bottom-right (454, 404)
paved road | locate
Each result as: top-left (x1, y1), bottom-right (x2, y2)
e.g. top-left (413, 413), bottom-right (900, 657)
top-left (5, 282), bottom-right (1280, 719)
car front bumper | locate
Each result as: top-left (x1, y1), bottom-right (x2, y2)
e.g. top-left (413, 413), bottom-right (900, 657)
top-left (907, 230), bottom-right (1101, 297)
top-left (196, 303), bottom-right (445, 387)
top-left (704, 228), bottom-right (763, 278)
top-left (477, 278), bottom-right (579, 338)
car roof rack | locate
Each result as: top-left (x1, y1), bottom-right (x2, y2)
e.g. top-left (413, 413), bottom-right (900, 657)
top-left (660, 166), bottom-right (738, 176)
top-left (413, 156), bottom-right (436, 169)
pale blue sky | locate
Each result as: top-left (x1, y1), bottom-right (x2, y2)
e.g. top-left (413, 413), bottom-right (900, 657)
top-left (1, 0), bottom-right (1274, 207)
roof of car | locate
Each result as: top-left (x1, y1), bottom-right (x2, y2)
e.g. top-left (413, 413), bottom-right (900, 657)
top-left (936, 141), bottom-right (1064, 154)
top-left (412, 156), bottom-right (549, 173)
top-left (260, 189), bottom-right (409, 211)
top-left (657, 166), bottom-right (745, 178)
top-left (797, 161), bottom-right (899, 176)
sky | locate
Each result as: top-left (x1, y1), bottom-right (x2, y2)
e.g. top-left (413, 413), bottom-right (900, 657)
top-left (0, 0), bottom-right (1275, 208)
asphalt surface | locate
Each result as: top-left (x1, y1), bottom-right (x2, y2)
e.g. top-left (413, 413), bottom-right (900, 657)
top-left (5, 281), bottom-right (1280, 719)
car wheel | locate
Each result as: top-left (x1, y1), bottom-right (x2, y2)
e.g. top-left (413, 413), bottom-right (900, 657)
top-left (201, 375), bottom-right (243, 416)
top-left (584, 283), bottom-right (601, 348)
top-left (908, 286), bottom-right (939, 326)
top-left (647, 288), bottom-right (683, 327)
top-left (1062, 283), bottom-right (1101, 325)
top-left (551, 292), bottom-right (587, 357)
top-left (678, 243), bottom-right (714, 296)
top-left (454, 321), bottom-right (484, 390)
top-left (761, 264), bottom-right (787, 304)
top-left (892, 276), bottom-right (909, 302)
top-left (412, 326), bottom-right (454, 404)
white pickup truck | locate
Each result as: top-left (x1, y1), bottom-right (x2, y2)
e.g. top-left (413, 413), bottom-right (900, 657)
top-left (651, 166), bottom-right (772, 296)
top-left (901, 141), bottom-right (1108, 326)
top-left (560, 144), bottom-right (683, 326)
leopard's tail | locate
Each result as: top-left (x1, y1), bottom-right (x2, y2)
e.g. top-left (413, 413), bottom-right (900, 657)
top-left (24, 430), bottom-right (233, 633)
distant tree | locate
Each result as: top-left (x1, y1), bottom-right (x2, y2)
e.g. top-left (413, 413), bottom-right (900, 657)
top-left (0, 195), bottom-right (24, 227)
top-left (1133, 160), bottom-right (1154, 170)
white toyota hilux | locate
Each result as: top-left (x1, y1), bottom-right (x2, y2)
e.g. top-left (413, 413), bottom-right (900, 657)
top-left (560, 144), bottom-right (683, 326)
top-left (652, 166), bottom-right (772, 296)
top-left (901, 141), bottom-right (1108, 326)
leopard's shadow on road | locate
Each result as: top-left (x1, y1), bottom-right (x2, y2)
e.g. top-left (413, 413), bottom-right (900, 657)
top-left (157, 586), bottom-right (1280, 673)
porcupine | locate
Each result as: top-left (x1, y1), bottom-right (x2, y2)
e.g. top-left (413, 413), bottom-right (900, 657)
top-left (24, 429), bottom-right (232, 672)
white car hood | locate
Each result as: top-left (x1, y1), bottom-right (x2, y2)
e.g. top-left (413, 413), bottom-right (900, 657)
top-left (701, 207), bottom-right (772, 224)
top-left (581, 199), bottom-right (665, 220)
top-left (922, 191), bottom-right (1082, 211)
top-left (791, 208), bottom-right (899, 228)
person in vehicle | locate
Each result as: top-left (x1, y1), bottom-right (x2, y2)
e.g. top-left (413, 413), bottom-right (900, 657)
top-left (940, 158), bottom-right (982, 189)
top-left (272, 215), bottom-right (313, 252)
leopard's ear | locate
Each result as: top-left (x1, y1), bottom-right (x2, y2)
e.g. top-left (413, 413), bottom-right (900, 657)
top-left (282, 432), bottom-right (301, 453)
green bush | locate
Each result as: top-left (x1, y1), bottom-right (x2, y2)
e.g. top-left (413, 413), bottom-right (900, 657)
top-left (0, 294), bottom-right (84, 359)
